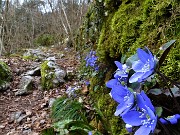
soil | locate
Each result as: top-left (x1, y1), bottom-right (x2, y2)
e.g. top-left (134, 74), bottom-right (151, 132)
top-left (0, 46), bottom-right (80, 135)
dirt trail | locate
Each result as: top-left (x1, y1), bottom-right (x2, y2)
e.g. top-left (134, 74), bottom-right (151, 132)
top-left (0, 46), bottom-right (79, 135)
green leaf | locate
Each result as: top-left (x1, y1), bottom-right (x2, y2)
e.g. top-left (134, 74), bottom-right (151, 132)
top-left (159, 40), bottom-right (176, 51)
top-left (164, 86), bottom-right (180, 97)
top-left (51, 97), bottom-right (87, 122)
top-left (121, 55), bottom-right (126, 63)
top-left (92, 71), bottom-right (97, 77)
top-left (128, 82), bottom-right (140, 92)
top-left (94, 85), bottom-right (99, 91)
top-left (155, 107), bottom-right (163, 117)
top-left (41, 127), bottom-right (55, 135)
top-left (54, 119), bottom-right (73, 129)
top-left (65, 120), bottom-right (95, 131)
top-left (147, 88), bottom-right (162, 95)
top-left (69, 129), bottom-right (88, 135)
top-left (126, 53), bottom-right (138, 67)
top-left (158, 40), bottom-right (176, 68)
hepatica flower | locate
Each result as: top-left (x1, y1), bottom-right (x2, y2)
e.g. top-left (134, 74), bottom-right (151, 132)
top-left (85, 50), bottom-right (99, 71)
top-left (160, 114), bottom-right (180, 125)
top-left (129, 47), bottom-right (156, 83)
top-left (122, 91), bottom-right (157, 135)
top-left (114, 61), bottom-right (129, 83)
top-left (106, 81), bottom-right (134, 116)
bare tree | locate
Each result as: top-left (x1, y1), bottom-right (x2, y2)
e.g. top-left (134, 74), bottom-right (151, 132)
top-left (0, 0), bottom-right (89, 55)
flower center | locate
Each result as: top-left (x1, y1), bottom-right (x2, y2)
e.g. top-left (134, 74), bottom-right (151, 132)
top-left (142, 60), bottom-right (150, 72)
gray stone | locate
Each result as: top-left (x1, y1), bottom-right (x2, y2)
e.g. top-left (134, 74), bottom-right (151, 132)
top-left (9, 111), bottom-right (22, 123)
top-left (15, 76), bottom-right (33, 96)
top-left (16, 114), bottom-right (27, 123)
top-left (23, 48), bottom-right (46, 60)
top-left (0, 82), bottom-right (10, 91)
top-left (49, 98), bottom-right (56, 107)
top-left (26, 67), bottom-right (41, 76)
top-left (46, 56), bottom-right (56, 62)
top-left (41, 60), bottom-right (66, 90)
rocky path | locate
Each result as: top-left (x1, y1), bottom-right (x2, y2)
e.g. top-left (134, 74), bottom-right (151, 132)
top-left (0, 45), bottom-right (80, 135)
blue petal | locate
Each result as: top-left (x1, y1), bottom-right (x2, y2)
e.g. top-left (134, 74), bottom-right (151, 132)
top-left (88, 131), bottom-right (92, 135)
top-left (110, 85), bottom-right (129, 103)
top-left (114, 102), bottom-right (128, 116)
top-left (132, 60), bottom-right (144, 72)
top-left (159, 118), bottom-right (168, 124)
top-left (106, 79), bottom-right (119, 88)
top-left (129, 72), bottom-right (144, 83)
top-left (136, 93), bottom-right (146, 110)
top-left (175, 114), bottom-right (180, 119)
top-left (160, 115), bottom-right (179, 125)
top-left (140, 91), bottom-right (155, 112)
top-left (141, 70), bottom-right (154, 82)
top-left (146, 47), bottom-right (154, 61)
top-left (137, 48), bottom-right (150, 63)
top-left (125, 124), bottom-right (133, 133)
top-left (114, 61), bottom-right (123, 70)
top-left (114, 93), bottom-right (134, 116)
top-left (134, 125), bottom-right (152, 135)
top-left (122, 111), bottom-right (144, 126)
top-left (168, 116), bottom-right (178, 124)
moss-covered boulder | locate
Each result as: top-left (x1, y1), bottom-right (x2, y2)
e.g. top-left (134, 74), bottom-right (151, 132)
top-left (0, 61), bottom-right (12, 91)
top-left (77, 0), bottom-right (180, 134)
top-left (97, 0), bottom-right (180, 81)
top-left (41, 60), bottom-right (66, 90)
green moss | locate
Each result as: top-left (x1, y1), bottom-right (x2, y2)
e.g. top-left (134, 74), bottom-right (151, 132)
top-left (78, 0), bottom-right (180, 134)
top-left (41, 61), bottom-right (55, 90)
top-left (0, 61), bottom-right (12, 86)
top-left (88, 75), bottom-right (125, 134)
top-left (22, 55), bottom-right (38, 61)
top-left (97, 0), bottom-right (180, 80)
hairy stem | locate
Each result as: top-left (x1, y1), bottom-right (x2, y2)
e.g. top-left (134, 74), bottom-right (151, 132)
top-left (157, 70), bottom-right (180, 113)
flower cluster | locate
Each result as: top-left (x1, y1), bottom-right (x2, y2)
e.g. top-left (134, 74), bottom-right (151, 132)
top-left (106, 47), bottom-right (180, 135)
top-left (85, 50), bottom-right (99, 71)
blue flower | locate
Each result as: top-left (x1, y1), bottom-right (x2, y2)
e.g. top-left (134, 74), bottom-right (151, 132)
top-left (129, 47), bottom-right (156, 83)
top-left (122, 91), bottom-right (157, 135)
top-left (114, 61), bottom-right (129, 83)
top-left (106, 79), bottom-right (121, 88)
top-left (160, 114), bottom-right (180, 125)
top-left (106, 81), bottom-right (134, 116)
top-left (85, 50), bottom-right (99, 70)
top-left (125, 124), bottom-right (133, 133)
top-left (88, 131), bottom-right (92, 135)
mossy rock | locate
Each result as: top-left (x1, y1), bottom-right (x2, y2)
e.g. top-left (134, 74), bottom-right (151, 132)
top-left (41, 61), bottom-right (66, 90)
top-left (0, 61), bottom-right (12, 90)
top-left (96, 0), bottom-right (180, 81)
top-left (89, 75), bottom-right (126, 134)
top-left (41, 61), bottom-right (55, 90)
top-left (77, 0), bottom-right (180, 134)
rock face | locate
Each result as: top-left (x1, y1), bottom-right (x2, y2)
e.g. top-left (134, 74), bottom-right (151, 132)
top-left (0, 61), bottom-right (12, 91)
top-left (41, 60), bottom-right (66, 90)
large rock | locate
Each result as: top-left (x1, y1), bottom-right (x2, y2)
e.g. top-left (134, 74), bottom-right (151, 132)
top-left (0, 61), bottom-right (12, 91)
top-left (15, 75), bottom-right (33, 96)
top-left (41, 60), bottom-right (66, 90)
